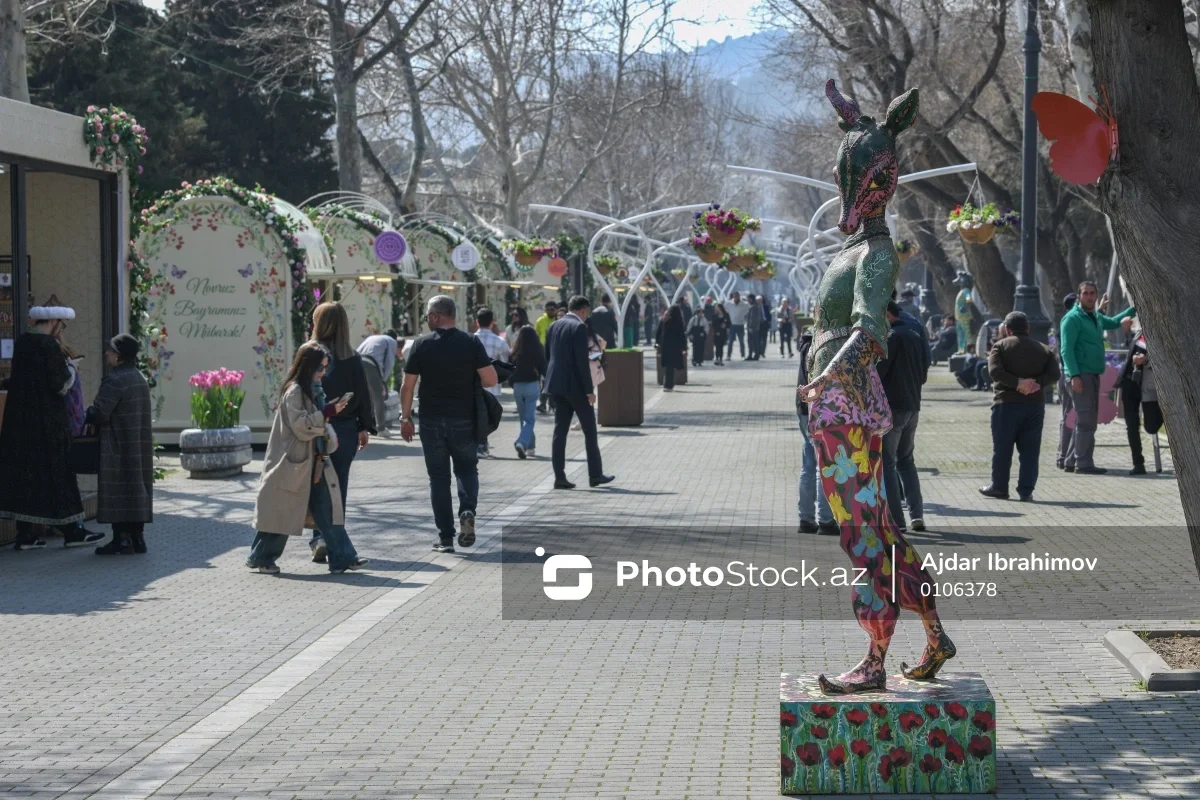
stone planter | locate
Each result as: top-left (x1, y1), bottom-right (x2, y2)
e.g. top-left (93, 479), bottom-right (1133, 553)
top-left (180, 425), bottom-right (253, 478)
top-left (598, 350), bottom-right (644, 426)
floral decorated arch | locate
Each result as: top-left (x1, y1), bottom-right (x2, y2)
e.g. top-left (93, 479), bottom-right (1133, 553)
top-left (308, 204), bottom-right (414, 340)
top-left (130, 177), bottom-right (333, 441)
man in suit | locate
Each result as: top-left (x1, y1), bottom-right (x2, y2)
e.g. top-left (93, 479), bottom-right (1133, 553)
top-left (544, 295), bottom-right (615, 489)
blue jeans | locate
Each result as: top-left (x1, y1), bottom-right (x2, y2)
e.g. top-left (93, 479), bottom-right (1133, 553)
top-left (728, 324), bottom-right (745, 358)
top-left (248, 475), bottom-right (358, 572)
top-left (418, 416), bottom-right (479, 543)
top-left (882, 409), bottom-right (923, 528)
top-left (312, 416), bottom-right (358, 547)
top-left (798, 414), bottom-right (832, 524)
top-left (991, 403), bottom-right (1045, 497)
top-left (512, 381), bottom-right (540, 450)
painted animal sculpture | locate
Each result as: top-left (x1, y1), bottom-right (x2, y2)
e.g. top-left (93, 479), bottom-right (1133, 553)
top-left (800, 80), bottom-right (956, 695)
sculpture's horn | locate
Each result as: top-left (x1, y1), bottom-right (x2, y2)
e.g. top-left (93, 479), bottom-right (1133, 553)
top-left (825, 79), bottom-right (861, 127)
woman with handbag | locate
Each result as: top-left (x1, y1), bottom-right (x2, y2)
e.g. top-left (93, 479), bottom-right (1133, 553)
top-left (308, 302), bottom-right (375, 563)
top-left (89, 335), bottom-right (154, 555)
top-left (247, 343), bottom-right (368, 575)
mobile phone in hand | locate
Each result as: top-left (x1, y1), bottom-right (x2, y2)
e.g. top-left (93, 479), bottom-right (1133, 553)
top-left (339, 391), bottom-right (355, 404)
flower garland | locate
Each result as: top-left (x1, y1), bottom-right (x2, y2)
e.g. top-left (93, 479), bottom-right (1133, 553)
top-left (128, 177), bottom-right (331, 366)
top-left (83, 105), bottom-right (148, 178)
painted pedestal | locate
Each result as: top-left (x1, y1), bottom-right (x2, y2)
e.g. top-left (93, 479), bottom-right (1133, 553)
top-left (179, 425), bottom-right (253, 478)
top-left (780, 672), bottom-right (996, 794)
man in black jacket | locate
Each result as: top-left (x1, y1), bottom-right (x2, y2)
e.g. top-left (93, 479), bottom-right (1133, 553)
top-left (878, 302), bottom-right (928, 532)
top-left (590, 295), bottom-right (619, 349)
top-left (544, 296), bottom-right (614, 489)
top-left (980, 311), bottom-right (1060, 502)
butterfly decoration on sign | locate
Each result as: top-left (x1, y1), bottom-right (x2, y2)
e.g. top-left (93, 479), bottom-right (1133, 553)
top-left (1031, 87), bottom-right (1118, 185)
top-left (236, 264), bottom-right (254, 278)
top-left (170, 265), bottom-right (187, 279)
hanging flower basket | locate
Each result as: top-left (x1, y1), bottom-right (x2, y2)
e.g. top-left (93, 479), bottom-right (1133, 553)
top-left (753, 264), bottom-right (776, 281)
top-left (670, 267), bottom-right (687, 279)
top-left (501, 238), bottom-right (557, 269)
top-left (594, 254), bottom-right (620, 276)
top-left (895, 239), bottom-right (918, 264)
top-left (696, 204), bottom-right (761, 250)
top-left (690, 230), bottom-right (724, 263)
top-left (721, 245), bottom-right (768, 273)
top-left (947, 203), bottom-right (1018, 246)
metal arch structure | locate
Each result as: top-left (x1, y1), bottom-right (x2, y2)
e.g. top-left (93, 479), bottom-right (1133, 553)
top-left (300, 191), bottom-right (418, 280)
top-left (728, 161), bottom-right (981, 311)
top-left (528, 203), bottom-right (714, 346)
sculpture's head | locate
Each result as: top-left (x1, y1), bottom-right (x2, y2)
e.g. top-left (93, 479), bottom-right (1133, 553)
top-left (826, 80), bottom-right (919, 234)
top-left (952, 270), bottom-right (974, 289)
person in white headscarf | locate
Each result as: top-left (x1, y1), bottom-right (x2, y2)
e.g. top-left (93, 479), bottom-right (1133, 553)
top-left (0, 305), bottom-right (105, 550)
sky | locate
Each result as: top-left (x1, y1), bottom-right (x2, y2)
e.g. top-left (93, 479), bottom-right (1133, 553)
top-left (138, 0), bottom-right (764, 49)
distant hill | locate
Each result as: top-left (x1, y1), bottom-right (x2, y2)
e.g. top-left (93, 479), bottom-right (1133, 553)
top-left (692, 30), bottom-right (821, 119)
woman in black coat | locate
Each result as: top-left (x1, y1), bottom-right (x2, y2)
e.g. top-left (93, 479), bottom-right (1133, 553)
top-left (90, 334), bottom-right (154, 555)
top-left (655, 304), bottom-right (687, 391)
top-left (309, 302), bottom-right (376, 564)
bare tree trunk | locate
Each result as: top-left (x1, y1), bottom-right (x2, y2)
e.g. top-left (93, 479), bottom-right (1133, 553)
top-left (1087, 0), bottom-right (1200, 578)
top-left (962, 244), bottom-right (1015, 317)
top-left (329, 14), bottom-right (362, 193)
top-left (0, 0), bottom-right (29, 102)
top-left (396, 40), bottom-right (426, 215)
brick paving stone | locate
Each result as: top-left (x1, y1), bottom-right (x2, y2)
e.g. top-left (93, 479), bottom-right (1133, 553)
top-left (1, 355), bottom-right (1197, 799)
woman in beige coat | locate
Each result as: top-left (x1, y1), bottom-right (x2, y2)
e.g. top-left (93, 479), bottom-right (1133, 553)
top-left (247, 343), bottom-right (369, 575)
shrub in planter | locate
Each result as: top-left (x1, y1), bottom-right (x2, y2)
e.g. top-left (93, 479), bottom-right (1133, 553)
top-left (180, 369), bottom-right (252, 478)
top-left (597, 348), bottom-right (644, 426)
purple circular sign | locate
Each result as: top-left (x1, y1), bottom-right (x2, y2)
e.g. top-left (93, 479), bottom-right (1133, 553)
top-left (374, 231), bottom-right (407, 264)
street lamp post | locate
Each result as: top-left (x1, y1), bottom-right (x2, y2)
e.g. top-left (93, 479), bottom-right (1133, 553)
top-left (1013, 0), bottom-right (1050, 343)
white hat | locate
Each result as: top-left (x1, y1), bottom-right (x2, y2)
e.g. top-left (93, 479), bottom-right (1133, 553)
top-left (29, 306), bottom-right (76, 321)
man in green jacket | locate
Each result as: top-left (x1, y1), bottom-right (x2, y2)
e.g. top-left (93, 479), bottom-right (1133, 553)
top-left (534, 301), bottom-right (557, 413)
top-left (1059, 281), bottom-right (1135, 474)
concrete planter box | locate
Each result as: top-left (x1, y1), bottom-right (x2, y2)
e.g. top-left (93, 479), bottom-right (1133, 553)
top-left (598, 350), bottom-right (644, 427)
top-left (180, 425), bottom-right (253, 478)
top-left (1104, 630), bottom-right (1200, 691)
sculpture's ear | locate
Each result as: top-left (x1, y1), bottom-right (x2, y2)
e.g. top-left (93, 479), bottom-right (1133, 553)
top-left (884, 88), bottom-right (919, 136)
top-left (825, 79), bottom-right (861, 131)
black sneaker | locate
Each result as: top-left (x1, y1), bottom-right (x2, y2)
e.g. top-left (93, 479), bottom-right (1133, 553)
top-left (433, 542), bottom-right (456, 554)
top-left (95, 538), bottom-right (133, 555)
top-left (798, 520), bottom-right (819, 534)
top-left (978, 485), bottom-right (1010, 500)
top-left (515, 444), bottom-right (527, 460)
top-left (1130, 464), bottom-right (1147, 476)
top-left (64, 528), bottom-right (106, 548)
top-left (817, 522), bottom-right (840, 536)
top-left (1077, 466), bottom-right (1108, 475)
top-left (458, 511), bottom-right (476, 548)
top-left (14, 537), bottom-right (47, 551)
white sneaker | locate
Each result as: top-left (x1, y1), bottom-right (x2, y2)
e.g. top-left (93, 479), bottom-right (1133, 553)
top-left (248, 563), bottom-right (280, 575)
top-left (910, 518), bottom-right (925, 532)
top-left (526, 448), bottom-right (536, 457)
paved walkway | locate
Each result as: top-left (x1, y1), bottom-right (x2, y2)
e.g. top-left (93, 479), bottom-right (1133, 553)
top-left (2, 353), bottom-right (1197, 799)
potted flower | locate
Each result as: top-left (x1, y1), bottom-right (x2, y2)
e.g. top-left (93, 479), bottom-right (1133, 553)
top-left (501, 237), bottom-right (558, 267)
top-left (670, 267), bottom-right (688, 279)
top-left (720, 245), bottom-right (763, 271)
top-left (895, 239), bottom-right (918, 263)
top-left (696, 203), bottom-right (762, 249)
top-left (752, 262), bottom-right (776, 281)
top-left (179, 369), bottom-right (253, 478)
top-left (947, 203), bottom-right (1018, 245)
top-left (594, 253), bottom-right (620, 276)
top-left (690, 230), bottom-right (724, 263)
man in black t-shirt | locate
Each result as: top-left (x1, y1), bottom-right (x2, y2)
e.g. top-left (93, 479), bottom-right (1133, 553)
top-left (401, 295), bottom-right (498, 553)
